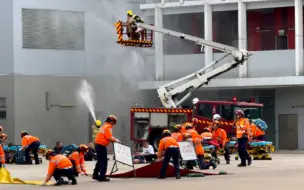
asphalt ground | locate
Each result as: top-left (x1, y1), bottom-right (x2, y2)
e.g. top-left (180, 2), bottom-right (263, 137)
top-left (1, 153), bottom-right (304, 190)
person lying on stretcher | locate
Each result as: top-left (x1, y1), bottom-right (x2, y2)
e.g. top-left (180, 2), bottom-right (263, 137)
top-left (248, 122), bottom-right (266, 142)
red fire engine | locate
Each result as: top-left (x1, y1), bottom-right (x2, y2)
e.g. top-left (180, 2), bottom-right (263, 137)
top-left (130, 97), bottom-right (263, 150)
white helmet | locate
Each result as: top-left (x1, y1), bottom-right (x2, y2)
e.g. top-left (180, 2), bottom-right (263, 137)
top-left (192, 98), bottom-right (199, 105)
top-left (213, 114), bottom-right (221, 121)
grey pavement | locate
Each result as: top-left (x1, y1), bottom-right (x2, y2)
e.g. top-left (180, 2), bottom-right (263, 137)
top-left (1, 153), bottom-right (304, 190)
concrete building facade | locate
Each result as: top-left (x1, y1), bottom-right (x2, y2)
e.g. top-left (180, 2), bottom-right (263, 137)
top-left (1, 0), bottom-right (304, 150)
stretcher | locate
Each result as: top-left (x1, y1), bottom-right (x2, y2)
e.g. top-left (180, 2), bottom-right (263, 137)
top-left (228, 141), bottom-right (275, 160)
top-left (3, 145), bottom-right (47, 164)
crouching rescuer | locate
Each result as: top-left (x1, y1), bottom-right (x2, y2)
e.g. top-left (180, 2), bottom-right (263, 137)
top-left (157, 130), bottom-right (181, 179)
top-left (93, 115), bottom-right (120, 182)
top-left (211, 119), bottom-right (230, 164)
top-left (42, 150), bottom-right (77, 186)
top-left (68, 144), bottom-right (89, 177)
top-left (20, 131), bottom-right (41, 164)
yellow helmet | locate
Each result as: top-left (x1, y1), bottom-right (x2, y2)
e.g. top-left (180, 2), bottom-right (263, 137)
top-left (45, 149), bottom-right (55, 160)
top-left (127, 10), bottom-right (133, 16)
top-left (174, 124), bottom-right (182, 130)
top-left (79, 144), bottom-right (89, 153)
top-left (162, 129), bottom-right (171, 136)
top-left (95, 120), bottom-right (101, 127)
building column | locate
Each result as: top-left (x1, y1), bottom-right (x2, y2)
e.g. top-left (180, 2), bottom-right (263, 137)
top-left (238, 0), bottom-right (248, 78)
top-left (155, 6), bottom-right (164, 80)
top-left (204, 3), bottom-right (213, 70)
top-left (295, 0), bottom-right (303, 76)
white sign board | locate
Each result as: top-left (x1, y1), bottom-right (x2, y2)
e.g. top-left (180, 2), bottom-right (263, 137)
top-left (178, 141), bottom-right (197, 161)
top-left (113, 143), bottom-right (133, 166)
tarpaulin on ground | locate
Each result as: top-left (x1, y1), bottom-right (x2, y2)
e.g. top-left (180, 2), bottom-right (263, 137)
top-left (0, 168), bottom-right (53, 185)
top-left (107, 161), bottom-right (228, 178)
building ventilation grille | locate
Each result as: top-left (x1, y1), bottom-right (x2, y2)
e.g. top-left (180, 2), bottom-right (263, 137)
top-left (22, 8), bottom-right (85, 50)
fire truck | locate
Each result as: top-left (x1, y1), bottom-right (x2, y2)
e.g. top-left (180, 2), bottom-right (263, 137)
top-left (115, 21), bottom-right (262, 149)
top-left (130, 98), bottom-right (263, 150)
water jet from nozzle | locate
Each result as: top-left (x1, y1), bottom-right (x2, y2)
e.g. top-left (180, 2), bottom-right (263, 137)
top-left (78, 80), bottom-right (97, 122)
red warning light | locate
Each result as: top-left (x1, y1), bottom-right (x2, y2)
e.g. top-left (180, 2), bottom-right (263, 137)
top-left (232, 96), bottom-right (237, 101)
top-left (251, 97), bottom-right (255, 102)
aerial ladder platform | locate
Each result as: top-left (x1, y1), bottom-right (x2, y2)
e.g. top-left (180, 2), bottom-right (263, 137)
top-left (136, 23), bottom-right (252, 108)
top-left (115, 21), bottom-right (252, 108)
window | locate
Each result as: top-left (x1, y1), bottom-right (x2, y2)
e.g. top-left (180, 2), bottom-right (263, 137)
top-left (0, 111), bottom-right (6, 119)
top-left (219, 105), bottom-right (234, 121)
top-left (0, 98), bottom-right (6, 108)
top-left (196, 103), bottom-right (213, 119)
top-left (276, 35), bottom-right (288, 50)
top-left (238, 107), bottom-right (262, 119)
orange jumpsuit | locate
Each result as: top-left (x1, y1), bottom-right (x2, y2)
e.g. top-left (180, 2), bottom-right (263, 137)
top-left (249, 124), bottom-right (265, 141)
top-left (157, 136), bottom-right (180, 178)
top-left (68, 151), bottom-right (87, 174)
top-left (186, 129), bottom-right (204, 156)
top-left (157, 137), bottom-right (179, 158)
top-left (45, 155), bottom-right (73, 182)
top-left (212, 128), bottom-right (227, 148)
top-left (21, 135), bottom-right (39, 149)
top-left (95, 123), bottom-right (118, 146)
top-left (201, 132), bottom-right (212, 140)
top-left (94, 122), bottom-right (118, 180)
top-left (212, 128), bottom-right (230, 161)
top-left (181, 122), bottom-right (192, 134)
top-left (235, 118), bottom-right (251, 139)
top-left (0, 144), bottom-right (5, 166)
top-left (171, 132), bottom-right (183, 142)
top-left (235, 117), bottom-right (251, 164)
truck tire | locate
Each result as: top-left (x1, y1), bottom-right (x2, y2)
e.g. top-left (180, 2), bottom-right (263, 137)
top-left (150, 134), bottom-right (162, 151)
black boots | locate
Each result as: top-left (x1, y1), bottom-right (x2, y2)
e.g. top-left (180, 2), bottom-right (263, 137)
top-left (54, 178), bottom-right (69, 186)
top-left (176, 173), bottom-right (181, 179)
top-left (71, 177), bottom-right (77, 185)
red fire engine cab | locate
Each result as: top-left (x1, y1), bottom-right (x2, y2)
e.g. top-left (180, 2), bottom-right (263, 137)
top-left (130, 97), bottom-right (263, 150)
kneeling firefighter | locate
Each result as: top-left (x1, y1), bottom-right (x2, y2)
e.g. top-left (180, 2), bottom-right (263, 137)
top-left (20, 131), bottom-right (41, 164)
top-left (157, 130), bottom-right (181, 179)
top-left (42, 150), bottom-right (77, 186)
top-left (211, 118), bottom-right (230, 164)
top-left (68, 144), bottom-right (89, 177)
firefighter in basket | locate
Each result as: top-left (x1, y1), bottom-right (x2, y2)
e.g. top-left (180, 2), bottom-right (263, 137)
top-left (126, 10), bottom-right (145, 40)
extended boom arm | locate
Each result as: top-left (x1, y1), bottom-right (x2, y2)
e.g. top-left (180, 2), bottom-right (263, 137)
top-left (136, 23), bottom-right (251, 108)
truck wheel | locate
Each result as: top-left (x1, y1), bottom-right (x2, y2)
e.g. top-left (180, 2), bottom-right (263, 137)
top-left (150, 134), bottom-right (162, 150)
